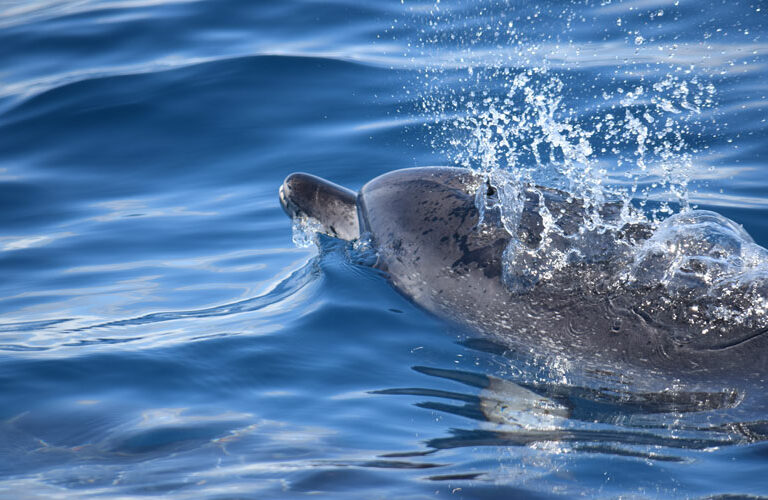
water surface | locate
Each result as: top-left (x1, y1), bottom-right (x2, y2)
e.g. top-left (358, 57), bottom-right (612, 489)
top-left (0, 0), bottom-right (767, 498)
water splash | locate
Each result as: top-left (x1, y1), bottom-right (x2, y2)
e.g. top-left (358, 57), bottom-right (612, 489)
top-left (291, 216), bottom-right (324, 248)
top-left (395, 0), bottom-right (768, 328)
top-left (627, 211), bottom-right (768, 332)
top-left (418, 67), bottom-right (716, 228)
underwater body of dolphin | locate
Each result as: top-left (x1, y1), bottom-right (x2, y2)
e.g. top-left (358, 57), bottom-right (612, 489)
top-left (279, 167), bottom-right (768, 381)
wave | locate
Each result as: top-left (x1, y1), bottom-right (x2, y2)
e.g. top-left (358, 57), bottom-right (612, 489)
top-left (0, 258), bottom-right (320, 354)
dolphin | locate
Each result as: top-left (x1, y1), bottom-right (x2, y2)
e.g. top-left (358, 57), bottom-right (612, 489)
top-left (279, 167), bottom-right (768, 382)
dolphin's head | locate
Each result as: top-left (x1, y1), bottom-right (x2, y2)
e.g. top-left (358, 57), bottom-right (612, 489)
top-left (279, 172), bottom-right (360, 241)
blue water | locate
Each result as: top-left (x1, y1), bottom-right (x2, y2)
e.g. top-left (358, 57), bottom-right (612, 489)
top-left (1, 0), bottom-right (767, 498)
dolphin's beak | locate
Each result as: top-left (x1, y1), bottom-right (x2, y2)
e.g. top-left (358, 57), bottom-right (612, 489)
top-left (278, 180), bottom-right (298, 218)
top-left (279, 173), bottom-right (311, 221)
top-left (278, 172), bottom-right (360, 240)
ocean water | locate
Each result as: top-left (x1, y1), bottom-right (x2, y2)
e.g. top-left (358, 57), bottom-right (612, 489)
top-left (0, 0), bottom-right (767, 498)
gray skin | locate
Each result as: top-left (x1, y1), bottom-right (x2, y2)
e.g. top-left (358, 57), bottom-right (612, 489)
top-left (279, 172), bottom-right (359, 240)
top-left (280, 167), bottom-right (768, 382)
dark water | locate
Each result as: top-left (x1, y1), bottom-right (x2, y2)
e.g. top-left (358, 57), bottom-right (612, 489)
top-left (0, 0), bottom-right (767, 498)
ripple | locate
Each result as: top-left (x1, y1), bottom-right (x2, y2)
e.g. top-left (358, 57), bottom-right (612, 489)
top-left (0, 53), bottom-right (393, 117)
top-left (0, 0), bottom-right (197, 30)
top-left (0, 258), bottom-right (319, 354)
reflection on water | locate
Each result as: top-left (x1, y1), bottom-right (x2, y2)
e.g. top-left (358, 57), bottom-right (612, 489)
top-left (376, 361), bottom-right (764, 462)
